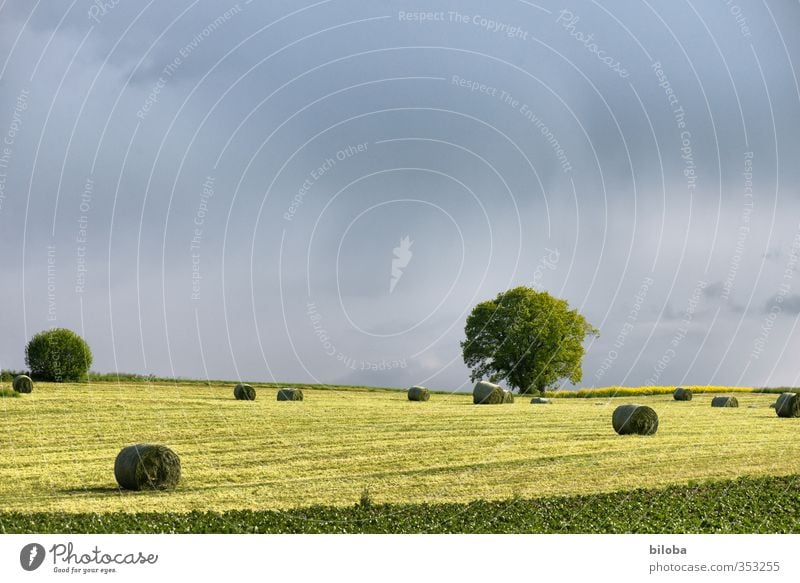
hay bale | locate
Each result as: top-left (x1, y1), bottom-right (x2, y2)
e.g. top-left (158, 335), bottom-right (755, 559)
top-left (530, 397), bottom-right (551, 404)
top-left (407, 386), bottom-right (430, 401)
top-left (612, 404), bottom-right (659, 435)
top-left (769, 402), bottom-right (777, 409)
top-left (673, 387), bottom-right (692, 401)
top-left (12, 375), bottom-right (33, 393)
top-left (711, 396), bottom-right (738, 408)
top-left (233, 383), bottom-right (256, 400)
top-left (473, 381), bottom-right (513, 404)
top-left (114, 444), bottom-right (181, 491)
top-left (277, 388), bottom-right (304, 401)
top-left (774, 392), bottom-right (800, 418)
top-left (473, 381), bottom-right (501, 404)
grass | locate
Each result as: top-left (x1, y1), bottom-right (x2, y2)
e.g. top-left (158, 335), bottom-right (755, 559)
top-left (0, 381), bottom-right (796, 514)
top-left (1, 474), bottom-right (798, 533)
top-left (545, 385), bottom-right (756, 398)
top-left (0, 388), bottom-right (20, 398)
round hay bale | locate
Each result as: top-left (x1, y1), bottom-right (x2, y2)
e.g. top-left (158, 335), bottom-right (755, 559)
top-left (473, 381), bottom-right (513, 404)
top-left (277, 388), bottom-right (304, 401)
top-left (774, 392), bottom-right (800, 418)
top-left (530, 397), bottom-right (552, 404)
top-left (233, 383), bottom-right (256, 400)
top-left (114, 444), bottom-right (181, 491)
top-left (673, 387), bottom-right (692, 401)
top-left (473, 381), bottom-right (501, 404)
top-left (711, 396), bottom-right (738, 408)
top-left (612, 404), bottom-right (659, 436)
top-left (12, 375), bottom-right (33, 393)
top-left (769, 401), bottom-right (777, 409)
top-left (407, 386), bottom-right (430, 401)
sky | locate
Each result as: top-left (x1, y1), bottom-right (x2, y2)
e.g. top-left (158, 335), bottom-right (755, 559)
top-left (0, 0), bottom-right (799, 391)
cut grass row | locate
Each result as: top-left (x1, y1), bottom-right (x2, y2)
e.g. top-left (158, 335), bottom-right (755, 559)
top-left (1, 474), bottom-right (797, 533)
top-left (0, 384), bottom-right (796, 513)
top-left (5, 373), bottom-right (787, 398)
top-left (544, 385), bottom-right (758, 398)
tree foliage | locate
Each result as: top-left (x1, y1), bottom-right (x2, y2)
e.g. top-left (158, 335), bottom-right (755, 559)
top-left (25, 328), bottom-right (93, 382)
top-left (461, 286), bottom-right (598, 394)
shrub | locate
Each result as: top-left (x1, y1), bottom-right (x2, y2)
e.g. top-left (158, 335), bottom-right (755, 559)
top-left (25, 328), bottom-right (92, 382)
top-left (0, 370), bottom-right (27, 382)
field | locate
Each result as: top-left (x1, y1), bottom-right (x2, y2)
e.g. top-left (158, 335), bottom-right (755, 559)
top-left (3, 475), bottom-right (799, 533)
top-left (0, 382), bottom-right (797, 517)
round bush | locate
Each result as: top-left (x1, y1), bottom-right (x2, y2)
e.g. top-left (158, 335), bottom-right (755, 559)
top-left (12, 375), bottom-right (33, 393)
top-left (25, 328), bottom-right (92, 382)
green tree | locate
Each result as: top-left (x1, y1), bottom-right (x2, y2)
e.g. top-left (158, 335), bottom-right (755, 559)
top-left (25, 328), bottom-right (93, 382)
top-left (461, 286), bottom-right (598, 394)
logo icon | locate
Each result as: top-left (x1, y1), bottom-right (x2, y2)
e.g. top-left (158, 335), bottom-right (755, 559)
top-left (390, 236), bottom-right (413, 293)
top-left (20, 543), bottom-right (46, 571)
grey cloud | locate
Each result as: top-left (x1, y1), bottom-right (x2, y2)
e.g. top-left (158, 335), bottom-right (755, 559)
top-left (1, 0), bottom-right (800, 390)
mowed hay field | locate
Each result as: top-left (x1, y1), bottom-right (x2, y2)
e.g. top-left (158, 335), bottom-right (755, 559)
top-left (0, 382), bottom-right (797, 513)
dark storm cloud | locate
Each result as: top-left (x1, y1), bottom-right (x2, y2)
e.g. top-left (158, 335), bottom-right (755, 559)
top-left (1, 0), bottom-right (799, 389)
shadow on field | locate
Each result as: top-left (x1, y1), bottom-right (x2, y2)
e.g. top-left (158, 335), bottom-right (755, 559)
top-left (60, 486), bottom-right (123, 495)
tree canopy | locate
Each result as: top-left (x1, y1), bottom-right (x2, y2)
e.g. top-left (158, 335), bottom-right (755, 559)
top-left (461, 286), bottom-right (599, 394)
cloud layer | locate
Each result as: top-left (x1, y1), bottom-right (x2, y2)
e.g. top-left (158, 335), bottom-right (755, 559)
top-left (1, 0), bottom-right (799, 390)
